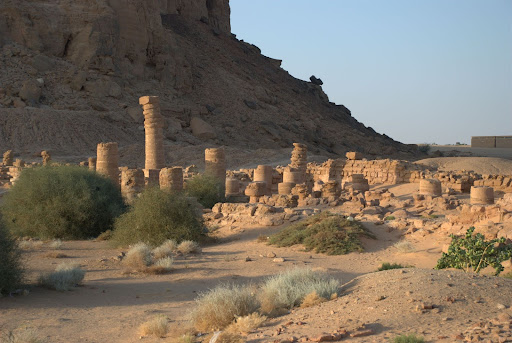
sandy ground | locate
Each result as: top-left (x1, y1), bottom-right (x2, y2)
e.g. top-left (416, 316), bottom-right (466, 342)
top-left (429, 145), bottom-right (512, 160)
top-left (415, 156), bottom-right (512, 175)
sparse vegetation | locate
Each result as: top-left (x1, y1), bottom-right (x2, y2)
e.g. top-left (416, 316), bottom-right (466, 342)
top-left (392, 334), bottom-right (425, 343)
top-left (385, 216), bottom-right (396, 221)
top-left (300, 291), bottom-right (328, 308)
top-left (49, 239), bottom-right (62, 249)
top-left (2, 166), bottom-right (125, 240)
top-left (152, 239), bottom-right (178, 259)
top-left (38, 263), bottom-right (85, 291)
top-left (378, 262), bottom-right (408, 271)
top-left (191, 283), bottom-right (259, 331)
top-left (123, 243), bottom-right (153, 269)
top-left (0, 220), bottom-right (23, 295)
top-left (435, 227), bottom-right (512, 275)
top-left (259, 268), bottom-right (339, 315)
top-left (0, 328), bottom-right (44, 343)
top-left (138, 315), bottom-right (169, 338)
top-left (112, 187), bottom-right (203, 247)
top-left (177, 240), bottom-right (201, 255)
top-left (268, 212), bottom-right (375, 255)
top-left (185, 173), bottom-right (225, 209)
top-left (225, 313), bottom-right (267, 334)
top-left (417, 144), bottom-right (431, 154)
top-left (394, 240), bottom-right (416, 253)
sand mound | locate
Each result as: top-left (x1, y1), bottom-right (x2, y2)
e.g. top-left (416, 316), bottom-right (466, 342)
top-left (415, 157), bottom-right (512, 175)
top-left (247, 269), bottom-right (512, 342)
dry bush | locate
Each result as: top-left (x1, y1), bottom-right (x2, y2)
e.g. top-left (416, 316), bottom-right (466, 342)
top-left (259, 268), bottom-right (339, 316)
top-left (300, 291), bottom-right (327, 308)
top-left (225, 313), bottom-right (267, 334)
top-left (18, 240), bottom-right (43, 250)
top-left (38, 263), bottom-right (85, 291)
top-left (203, 332), bottom-right (244, 343)
top-left (177, 240), bottom-right (201, 255)
top-left (48, 239), bottom-right (62, 249)
top-left (43, 252), bottom-right (68, 259)
top-left (145, 257), bottom-right (174, 275)
top-left (138, 315), bottom-right (169, 338)
top-left (191, 284), bottom-right (259, 332)
top-left (152, 239), bottom-right (177, 259)
top-left (123, 243), bottom-right (152, 269)
top-left (394, 240), bottom-right (416, 253)
top-left (0, 329), bottom-right (44, 343)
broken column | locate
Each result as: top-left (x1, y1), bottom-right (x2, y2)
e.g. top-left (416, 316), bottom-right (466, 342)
top-left (139, 96), bottom-right (165, 170)
top-left (278, 182), bottom-right (295, 195)
top-left (244, 181), bottom-right (267, 203)
top-left (41, 150), bottom-right (51, 166)
top-left (96, 142), bottom-right (119, 184)
top-left (470, 186), bottom-right (494, 205)
top-left (121, 169), bottom-right (145, 203)
top-left (225, 178), bottom-right (240, 196)
top-left (419, 179), bottom-right (442, 196)
top-left (321, 180), bottom-right (341, 198)
top-left (159, 167), bottom-right (184, 192)
top-left (254, 165), bottom-right (273, 195)
top-left (88, 157), bottom-right (97, 171)
top-left (205, 148), bottom-right (226, 185)
top-left (3, 150), bottom-right (13, 166)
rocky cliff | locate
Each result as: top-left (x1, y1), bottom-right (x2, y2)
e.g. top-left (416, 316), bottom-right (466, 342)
top-left (0, 0), bottom-right (418, 167)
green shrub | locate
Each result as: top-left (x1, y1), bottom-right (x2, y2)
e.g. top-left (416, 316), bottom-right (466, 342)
top-left (392, 334), bottom-right (425, 343)
top-left (38, 263), bottom-right (85, 291)
top-left (385, 216), bottom-right (396, 221)
top-left (417, 144), bottom-right (431, 154)
top-left (268, 212), bottom-right (375, 255)
top-left (0, 220), bottom-right (23, 295)
top-left (192, 283), bottom-right (259, 331)
top-left (185, 173), bottom-right (225, 208)
top-left (112, 187), bottom-right (203, 247)
top-left (435, 227), bottom-right (512, 275)
top-left (259, 268), bottom-right (339, 315)
top-left (2, 166), bottom-right (125, 240)
top-left (377, 262), bottom-right (408, 271)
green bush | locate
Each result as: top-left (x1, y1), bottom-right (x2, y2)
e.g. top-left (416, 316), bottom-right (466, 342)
top-left (185, 173), bottom-right (225, 208)
top-left (269, 212), bottom-right (375, 255)
top-left (435, 227), bottom-right (512, 275)
top-left (392, 334), bottom-right (425, 343)
top-left (112, 187), bottom-right (203, 247)
top-left (0, 220), bottom-right (23, 295)
top-left (1, 166), bottom-right (125, 240)
top-left (417, 144), bottom-right (431, 154)
top-left (377, 262), bottom-right (408, 271)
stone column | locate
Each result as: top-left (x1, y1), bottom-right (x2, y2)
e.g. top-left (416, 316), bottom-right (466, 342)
top-left (144, 169), bottom-right (160, 187)
top-left (3, 150), bottom-right (13, 166)
top-left (121, 169), bottom-right (145, 203)
top-left (205, 148), bottom-right (226, 184)
top-left (139, 96), bottom-right (165, 170)
top-left (96, 142), bottom-right (119, 184)
top-left (88, 157), bottom-right (97, 171)
top-left (290, 143), bottom-right (307, 172)
top-left (41, 151), bottom-right (51, 166)
top-left (225, 178), bottom-right (240, 196)
top-left (419, 179), bottom-right (442, 196)
top-left (245, 181), bottom-right (267, 203)
top-left (278, 182), bottom-right (295, 195)
top-left (470, 186), bottom-right (494, 205)
top-left (254, 165), bottom-right (273, 195)
top-left (160, 167), bottom-right (184, 192)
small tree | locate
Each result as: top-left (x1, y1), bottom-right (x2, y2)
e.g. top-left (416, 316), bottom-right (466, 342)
top-left (112, 187), bottom-right (204, 247)
top-left (2, 166), bottom-right (126, 239)
top-left (0, 219), bottom-right (23, 294)
top-left (185, 173), bottom-right (225, 208)
top-left (435, 227), bottom-right (512, 275)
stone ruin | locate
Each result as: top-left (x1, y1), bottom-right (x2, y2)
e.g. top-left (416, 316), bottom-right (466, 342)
top-left (96, 142), bottom-right (119, 183)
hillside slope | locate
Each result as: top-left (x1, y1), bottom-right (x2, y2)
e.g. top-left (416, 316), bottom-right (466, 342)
top-left (0, 0), bottom-right (418, 166)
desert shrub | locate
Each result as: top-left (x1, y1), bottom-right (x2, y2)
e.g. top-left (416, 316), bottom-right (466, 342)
top-left (138, 315), bottom-right (169, 338)
top-left (191, 283), bottom-right (259, 331)
top-left (378, 262), bottom-right (408, 271)
top-left (417, 144), bottom-right (431, 154)
top-left (48, 240), bottom-right (62, 249)
top-left (2, 166), bottom-right (125, 240)
top-left (146, 257), bottom-right (174, 275)
top-left (300, 291), bottom-right (328, 308)
top-left (268, 212), bottom-right (375, 255)
top-left (38, 263), bottom-right (85, 291)
top-left (393, 334), bottom-right (425, 343)
top-left (435, 227), bottom-right (512, 276)
top-left (0, 329), bottom-right (44, 343)
top-left (152, 239), bottom-right (178, 259)
top-left (123, 243), bottom-right (153, 269)
top-left (206, 332), bottom-right (244, 343)
top-left (177, 240), bottom-right (201, 255)
top-left (259, 268), bottom-right (339, 315)
top-left (185, 173), bottom-right (225, 209)
top-left (0, 220), bottom-right (23, 295)
top-left (225, 313), bottom-right (267, 334)
top-left (112, 187), bottom-right (203, 247)
top-left (394, 240), bottom-right (416, 253)
top-left (385, 216), bottom-right (396, 221)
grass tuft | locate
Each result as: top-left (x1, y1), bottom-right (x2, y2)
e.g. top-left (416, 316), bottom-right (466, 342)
top-left (269, 212), bottom-right (375, 255)
top-left (138, 315), bottom-right (169, 338)
top-left (392, 334), bottom-right (425, 343)
top-left (177, 240), bottom-right (201, 255)
top-left (377, 262), bottom-right (409, 271)
top-left (225, 313), bottom-right (267, 334)
top-left (38, 263), bottom-right (85, 291)
top-left (123, 243), bottom-right (153, 269)
top-left (300, 291), bottom-right (328, 308)
top-left (0, 328), bottom-right (44, 343)
top-left (152, 239), bottom-right (178, 259)
top-left (394, 240), bottom-right (416, 253)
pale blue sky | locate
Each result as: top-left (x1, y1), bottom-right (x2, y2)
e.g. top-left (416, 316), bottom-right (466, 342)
top-left (230, 0), bottom-right (512, 145)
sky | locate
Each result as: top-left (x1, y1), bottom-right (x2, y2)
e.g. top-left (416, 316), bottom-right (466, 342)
top-left (230, 0), bottom-right (512, 145)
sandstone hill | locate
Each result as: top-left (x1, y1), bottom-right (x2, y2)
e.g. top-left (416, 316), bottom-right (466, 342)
top-left (0, 0), bottom-right (418, 167)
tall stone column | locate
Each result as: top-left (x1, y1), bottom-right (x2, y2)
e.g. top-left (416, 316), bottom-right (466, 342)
top-left (205, 148), bottom-right (226, 185)
top-left (139, 96), bottom-right (165, 170)
top-left (88, 157), bottom-right (97, 171)
top-left (160, 167), bottom-right (184, 192)
top-left (254, 165), bottom-right (273, 195)
top-left (96, 142), bottom-right (119, 184)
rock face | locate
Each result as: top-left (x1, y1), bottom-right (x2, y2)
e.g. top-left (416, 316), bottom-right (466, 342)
top-left (0, 0), bottom-right (418, 162)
